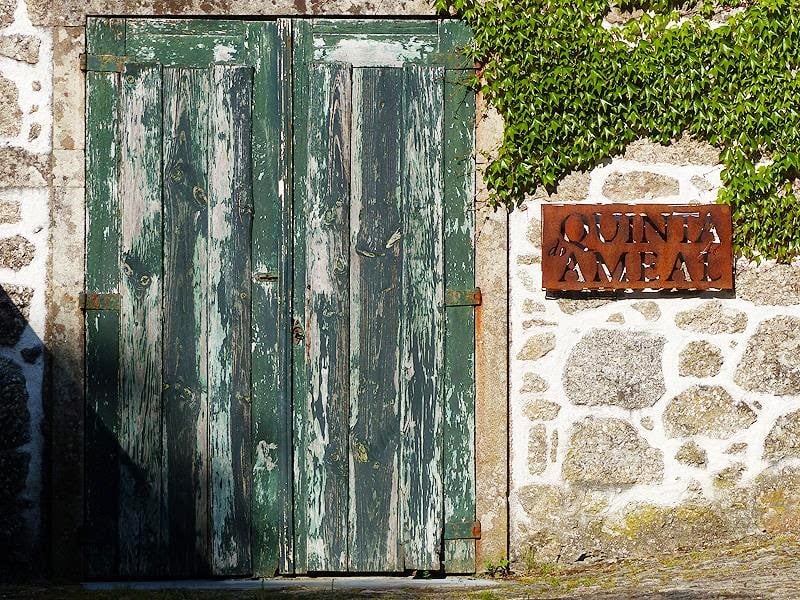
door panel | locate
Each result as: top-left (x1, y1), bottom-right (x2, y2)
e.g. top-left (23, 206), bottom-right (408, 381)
top-left (162, 68), bottom-right (210, 577)
top-left (348, 67), bottom-right (404, 573)
top-left (85, 17), bottom-right (475, 579)
top-left (207, 65), bottom-right (254, 575)
top-left (304, 62), bottom-right (352, 572)
top-left (86, 59), bottom-right (258, 578)
top-left (85, 18), bottom-right (123, 578)
top-left (297, 64), bottom-right (446, 573)
top-left (398, 65), bottom-right (446, 571)
top-left (118, 62), bottom-right (164, 577)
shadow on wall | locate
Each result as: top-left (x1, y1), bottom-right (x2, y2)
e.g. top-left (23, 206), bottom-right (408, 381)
top-left (0, 281), bottom-right (88, 582)
top-left (0, 282), bottom-right (43, 580)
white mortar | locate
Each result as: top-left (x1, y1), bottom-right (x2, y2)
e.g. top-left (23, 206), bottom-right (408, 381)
top-left (0, 0), bottom-right (52, 554)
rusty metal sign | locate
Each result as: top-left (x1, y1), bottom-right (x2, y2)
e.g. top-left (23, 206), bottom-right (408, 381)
top-left (541, 203), bottom-right (733, 291)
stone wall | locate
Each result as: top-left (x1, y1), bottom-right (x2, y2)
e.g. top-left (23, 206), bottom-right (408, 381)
top-left (0, 0), bottom-right (51, 576)
top-left (15, 0), bottom-right (798, 578)
top-left (509, 134), bottom-right (800, 568)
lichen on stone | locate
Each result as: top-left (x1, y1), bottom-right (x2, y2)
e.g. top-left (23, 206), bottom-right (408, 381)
top-left (735, 258), bottom-right (800, 306)
top-left (663, 385), bottom-right (756, 439)
top-left (517, 332), bottom-right (556, 361)
top-left (674, 300), bottom-right (747, 334)
top-left (0, 197), bottom-right (20, 225)
top-left (528, 424), bottom-right (548, 475)
top-left (678, 340), bottom-right (723, 378)
top-left (763, 410), bottom-right (800, 462)
top-left (557, 298), bottom-right (612, 314)
top-left (734, 316), bottom-right (800, 395)
top-left (522, 299), bottom-right (546, 313)
top-left (521, 372), bottom-right (549, 393)
top-left (563, 417), bottom-right (663, 486)
top-left (563, 329), bottom-right (666, 409)
top-left (676, 441), bottom-right (708, 468)
top-left (0, 74), bottom-right (21, 138)
top-left (523, 398), bottom-right (560, 421)
top-left (632, 300), bottom-right (661, 321)
top-left (602, 171), bottom-right (679, 201)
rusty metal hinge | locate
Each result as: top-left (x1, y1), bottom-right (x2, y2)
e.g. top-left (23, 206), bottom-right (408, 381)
top-left (80, 53), bottom-right (129, 73)
top-left (79, 292), bottom-right (120, 311)
top-left (445, 288), bottom-right (482, 307)
top-left (444, 520), bottom-right (481, 540)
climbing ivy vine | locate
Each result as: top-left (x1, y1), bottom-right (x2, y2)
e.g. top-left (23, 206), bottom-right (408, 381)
top-left (437, 0), bottom-right (800, 261)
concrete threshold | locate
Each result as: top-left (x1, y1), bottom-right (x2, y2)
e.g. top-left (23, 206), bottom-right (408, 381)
top-left (85, 576), bottom-right (498, 592)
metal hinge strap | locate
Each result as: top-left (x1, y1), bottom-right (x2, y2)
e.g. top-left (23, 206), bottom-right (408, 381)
top-left (445, 288), bottom-right (482, 307)
top-left (444, 520), bottom-right (481, 540)
top-left (79, 292), bottom-right (121, 311)
top-left (80, 53), bottom-right (129, 73)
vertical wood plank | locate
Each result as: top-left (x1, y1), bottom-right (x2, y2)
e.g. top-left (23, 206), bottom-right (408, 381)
top-left (208, 65), bottom-right (254, 576)
top-left (249, 20), bottom-right (296, 576)
top-left (84, 17), bottom-right (123, 578)
top-left (84, 16), bottom-right (125, 580)
top-left (440, 19), bottom-right (477, 575)
top-left (161, 68), bottom-right (210, 577)
top-left (291, 18), bottom-right (312, 574)
top-left (304, 62), bottom-right (351, 573)
top-left (347, 67), bottom-right (404, 573)
top-left (399, 64), bottom-right (446, 572)
top-left (247, 21), bottom-right (287, 578)
top-left (276, 19), bottom-right (296, 575)
top-left (118, 62), bottom-right (164, 577)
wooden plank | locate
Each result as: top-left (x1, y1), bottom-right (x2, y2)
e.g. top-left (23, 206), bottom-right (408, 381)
top-left (247, 20), bottom-right (292, 577)
top-left (208, 65), bottom-right (254, 576)
top-left (291, 18), bottom-right (313, 575)
top-left (118, 62), bottom-right (164, 577)
top-left (84, 17), bottom-right (124, 578)
top-left (84, 309), bottom-right (120, 578)
top-left (126, 18), bottom-right (247, 37)
top-left (347, 67), bottom-right (404, 573)
top-left (440, 19), bottom-right (477, 576)
top-left (125, 34), bottom-right (248, 67)
top-left (161, 67), bottom-right (210, 577)
top-left (399, 65), bottom-right (446, 572)
top-left (312, 34), bottom-right (441, 68)
top-left (303, 62), bottom-right (351, 573)
top-left (310, 20), bottom-right (448, 68)
top-left (276, 19), bottom-right (295, 575)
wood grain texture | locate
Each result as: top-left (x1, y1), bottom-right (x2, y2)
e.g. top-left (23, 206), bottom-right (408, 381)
top-left (303, 62), bottom-right (351, 573)
top-left (347, 67), bottom-right (403, 573)
top-left (118, 62), bottom-right (164, 577)
top-left (85, 62), bottom-right (121, 578)
top-left (399, 65), bottom-right (446, 572)
top-left (290, 18), bottom-right (312, 574)
top-left (126, 18), bottom-right (247, 36)
top-left (162, 68), bottom-right (210, 577)
top-left (440, 19), bottom-right (477, 575)
top-left (276, 19), bottom-right (296, 575)
top-left (247, 20), bottom-right (293, 577)
top-left (208, 65), bottom-right (253, 576)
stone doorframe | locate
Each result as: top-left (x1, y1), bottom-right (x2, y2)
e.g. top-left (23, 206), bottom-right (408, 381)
top-left (38, 0), bottom-right (509, 578)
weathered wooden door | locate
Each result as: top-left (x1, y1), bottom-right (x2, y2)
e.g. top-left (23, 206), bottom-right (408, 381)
top-left (84, 17), bottom-right (475, 579)
top-left (290, 20), bottom-right (477, 574)
top-left (83, 18), bottom-right (288, 578)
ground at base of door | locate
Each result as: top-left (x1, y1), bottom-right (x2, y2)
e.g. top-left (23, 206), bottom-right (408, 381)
top-left (4, 537), bottom-right (800, 599)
